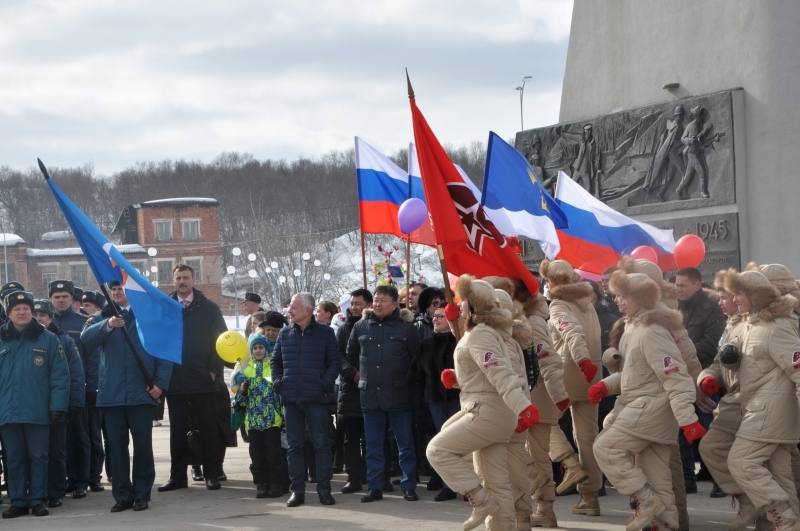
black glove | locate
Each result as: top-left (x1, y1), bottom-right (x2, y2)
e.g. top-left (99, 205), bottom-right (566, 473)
top-left (85, 391), bottom-right (97, 407)
top-left (69, 406), bottom-right (84, 420)
top-left (719, 343), bottom-right (740, 365)
top-left (49, 410), bottom-right (63, 424)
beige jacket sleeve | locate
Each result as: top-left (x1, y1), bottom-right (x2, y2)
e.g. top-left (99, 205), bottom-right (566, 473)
top-left (528, 315), bottom-right (569, 405)
top-left (468, 327), bottom-right (532, 415)
top-left (768, 319), bottom-right (800, 397)
top-left (644, 325), bottom-right (699, 427)
top-left (549, 300), bottom-right (591, 365)
top-left (602, 371), bottom-right (622, 396)
top-left (698, 354), bottom-right (723, 387)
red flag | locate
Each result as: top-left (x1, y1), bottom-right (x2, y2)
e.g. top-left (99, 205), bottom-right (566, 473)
top-left (408, 86), bottom-right (540, 295)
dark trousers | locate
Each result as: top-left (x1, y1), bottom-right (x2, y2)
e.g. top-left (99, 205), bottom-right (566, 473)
top-left (1, 423), bottom-right (50, 507)
top-left (284, 402), bottom-right (332, 495)
top-left (66, 412), bottom-right (90, 488)
top-left (333, 419), bottom-right (345, 469)
top-left (364, 409), bottom-right (416, 491)
top-left (104, 405), bottom-right (155, 502)
top-left (48, 422), bottom-right (67, 499)
top-left (248, 427), bottom-right (285, 485)
top-left (679, 403), bottom-right (715, 484)
top-left (166, 392), bottom-right (219, 480)
top-left (87, 406), bottom-right (105, 482)
top-left (342, 417), bottom-right (365, 484)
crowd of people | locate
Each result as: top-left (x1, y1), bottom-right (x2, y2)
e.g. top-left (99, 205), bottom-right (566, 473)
top-left (2, 255), bottom-right (800, 531)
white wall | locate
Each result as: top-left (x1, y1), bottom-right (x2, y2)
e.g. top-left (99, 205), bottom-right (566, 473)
top-left (560, 0), bottom-right (800, 270)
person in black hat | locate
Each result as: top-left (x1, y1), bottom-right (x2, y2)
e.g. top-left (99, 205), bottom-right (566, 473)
top-left (72, 288), bottom-right (87, 316)
top-left (0, 291), bottom-right (70, 518)
top-left (49, 280), bottom-right (92, 499)
top-left (0, 282), bottom-right (25, 325)
top-left (243, 293), bottom-right (264, 339)
top-left (78, 290), bottom-right (106, 492)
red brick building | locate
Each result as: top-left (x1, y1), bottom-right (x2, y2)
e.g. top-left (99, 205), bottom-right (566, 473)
top-left (0, 198), bottom-right (224, 305)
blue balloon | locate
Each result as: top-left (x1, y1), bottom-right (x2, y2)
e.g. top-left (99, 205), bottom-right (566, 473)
top-left (398, 198), bottom-right (428, 234)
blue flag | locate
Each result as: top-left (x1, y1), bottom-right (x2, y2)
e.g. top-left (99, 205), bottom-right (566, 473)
top-left (480, 132), bottom-right (568, 259)
top-left (45, 175), bottom-right (183, 364)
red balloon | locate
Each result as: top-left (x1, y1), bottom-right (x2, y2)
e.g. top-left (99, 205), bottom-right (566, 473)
top-left (631, 246), bottom-right (658, 263)
top-left (674, 234), bottom-right (706, 268)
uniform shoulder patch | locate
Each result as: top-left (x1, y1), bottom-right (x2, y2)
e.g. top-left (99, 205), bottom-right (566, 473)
top-left (663, 355), bottom-right (679, 375)
top-left (483, 351), bottom-right (499, 368)
top-left (535, 342), bottom-right (549, 358)
top-left (58, 343), bottom-right (65, 358)
top-left (792, 351), bottom-right (800, 370)
top-left (556, 316), bottom-right (569, 331)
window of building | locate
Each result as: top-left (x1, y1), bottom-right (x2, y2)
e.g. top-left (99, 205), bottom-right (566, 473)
top-left (155, 220), bottom-right (172, 241)
top-left (157, 260), bottom-right (174, 283)
top-left (70, 263), bottom-right (88, 287)
top-left (128, 260), bottom-right (146, 276)
top-left (0, 263), bottom-right (16, 285)
top-left (183, 258), bottom-right (202, 284)
top-left (41, 264), bottom-right (58, 287)
top-left (182, 219), bottom-right (200, 241)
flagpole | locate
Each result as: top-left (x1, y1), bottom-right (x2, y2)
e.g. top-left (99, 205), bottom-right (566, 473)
top-left (405, 236), bottom-right (411, 289)
top-left (437, 244), bottom-right (461, 341)
top-left (360, 230), bottom-right (367, 289)
top-left (38, 158), bottom-right (156, 392)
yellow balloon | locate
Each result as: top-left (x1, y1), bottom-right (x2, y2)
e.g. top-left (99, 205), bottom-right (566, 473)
top-left (216, 331), bottom-right (248, 364)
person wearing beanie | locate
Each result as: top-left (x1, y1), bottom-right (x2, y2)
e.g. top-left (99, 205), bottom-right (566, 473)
top-left (492, 286), bottom-right (537, 530)
top-left (33, 299), bottom-right (86, 508)
top-left (426, 275), bottom-right (538, 531)
top-left (592, 271), bottom-right (703, 531)
top-left (721, 269), bottom-right (800, 531)
top-left (538, 259), bottom-right (603, 515)
top-left (510, 277), bottom-right (573, 527)
top-left (0, 291), bottom-right (70, 518)
top-left (236, 334), bottom-right (285, 499)
top-left (49, 280), bottom-right (93, 501)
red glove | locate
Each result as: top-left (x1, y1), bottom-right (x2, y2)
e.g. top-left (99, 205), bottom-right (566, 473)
top-left (587, 382), bottom-right (608, 405)
top-left (699, 377), bottom-right (719, 397)
top-left (682, 421), bottom-right (707, 444)
top-left (556, 398), bottom-right (571, 412)
top-left (441, 369), bottom-right (457, 389)
top-left (444, 303), bottom-right (460, 322)
top-left (515, 405), bottom-right (540, 433)
top-left (579, 359), bottom-right (598, 383)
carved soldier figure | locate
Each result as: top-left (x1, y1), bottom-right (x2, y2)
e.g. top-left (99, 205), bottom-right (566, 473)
top-left (644, 105), bottom-right (686, 201)
top-left (561, 124), bottom-right (601, 198)
top-left (676, 106), bottom-right (720, 200)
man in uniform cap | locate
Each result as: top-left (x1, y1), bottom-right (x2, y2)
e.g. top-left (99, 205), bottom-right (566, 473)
top-left (33, 299), bottom-right (86, 508)
top-left (0, 282), bottom-right (25, 324)
top-left (72, 288), bottom-right (86, 316)
top-left (49, 280), bottom-right (92, 499)
top-left (78, 290), bottom-right (106, 491)
top-left (244, 293), bottom-right (264, 339)
top-left (0, 291), bottom-right (70, 518)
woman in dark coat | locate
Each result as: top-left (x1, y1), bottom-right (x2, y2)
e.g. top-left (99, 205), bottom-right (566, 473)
top-left (407, 305), bottom-right (460, 501)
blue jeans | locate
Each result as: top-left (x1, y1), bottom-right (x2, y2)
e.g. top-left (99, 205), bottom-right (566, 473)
top-left (363, 409), bottom-right (416, 491)
top-left (284, 403), bottom-right (332, 494)
top-left (428, 401), bottom-right (461, 432)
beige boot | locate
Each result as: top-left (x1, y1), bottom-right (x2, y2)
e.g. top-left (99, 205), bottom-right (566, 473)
top-left (765, 501), bottom-right (800, 531)
top-left (516, 515), bottom-right (532, 531)
top-left (729, 494), bottom-right (762, 531)
top-left (556, 454), bottom-right (588, 495)
top-left (529, 467), bottom-right (549, 495)
top-left (626, 487), bottom-right (666, 531)
top-left (531, 500), bottom-right (558, 528)
top-left (572, 491), bottom-right (600, 516)
top-left (463, 485), bottom-right (501, 531)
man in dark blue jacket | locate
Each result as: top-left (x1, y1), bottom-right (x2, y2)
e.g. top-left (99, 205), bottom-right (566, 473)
top-left (82, 282), bottom-right (173, 513)
top-left (33, 299), bottom-right (86, 509)
top-left (79, 290), bottom-right (106, 492)
top-left (50, 280), bottom-right (92, 499)
top-left (346, 285), bottom-right (421, 503)
top-left (0, 291), bottom-right (70, 518)
top-left (272, 292), bottom-right (340, 508)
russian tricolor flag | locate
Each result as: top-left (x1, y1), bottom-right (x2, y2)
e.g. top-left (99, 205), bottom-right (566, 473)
top-left (554, 171), bottom-right (676, 274)
top-left (355, 137), bottom-right (435, 246)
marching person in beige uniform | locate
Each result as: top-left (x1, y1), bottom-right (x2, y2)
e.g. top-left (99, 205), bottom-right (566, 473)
top-left (486, 282), bottom-right (535, 530)
top-left (721, 269), bottom-right (800, 531)
top-left (591, 271), bottom-right (704, 531)
top-left (510, 278), bottom-right (572, 528)
top-left (697, 269), bottom-right (748, 528)
top-left (538, 259), bottom-right (602, 515)
top-left (427, 276), bottom-right (539, 531)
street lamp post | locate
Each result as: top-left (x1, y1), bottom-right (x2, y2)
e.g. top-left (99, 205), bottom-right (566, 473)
top-left (231, 247), bottom-right (241, 329)
top-left (248, 269), bottom-right (257, 292)
top-left (515, 75), bottom-right (533, 131)
top-left (301, 252), bottom-right (310, 291)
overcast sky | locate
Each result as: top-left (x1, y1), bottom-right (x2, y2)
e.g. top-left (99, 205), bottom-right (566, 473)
top-left (0, 0), bottom-right (572, 175)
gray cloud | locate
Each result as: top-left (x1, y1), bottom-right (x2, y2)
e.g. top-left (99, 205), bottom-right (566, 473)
top-left (0, 0), bottom-right (571, 174)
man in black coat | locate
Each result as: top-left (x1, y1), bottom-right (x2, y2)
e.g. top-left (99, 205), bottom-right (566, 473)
top-left (158, 264), bottom-right (227, 492)
top-left (346, 285), bottom-right (421, 504)
top-left (337, 288), bottom-right (372, 493)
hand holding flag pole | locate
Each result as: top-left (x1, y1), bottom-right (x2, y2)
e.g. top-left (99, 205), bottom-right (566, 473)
top-left (38, 158), bottom-right (156, 391)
